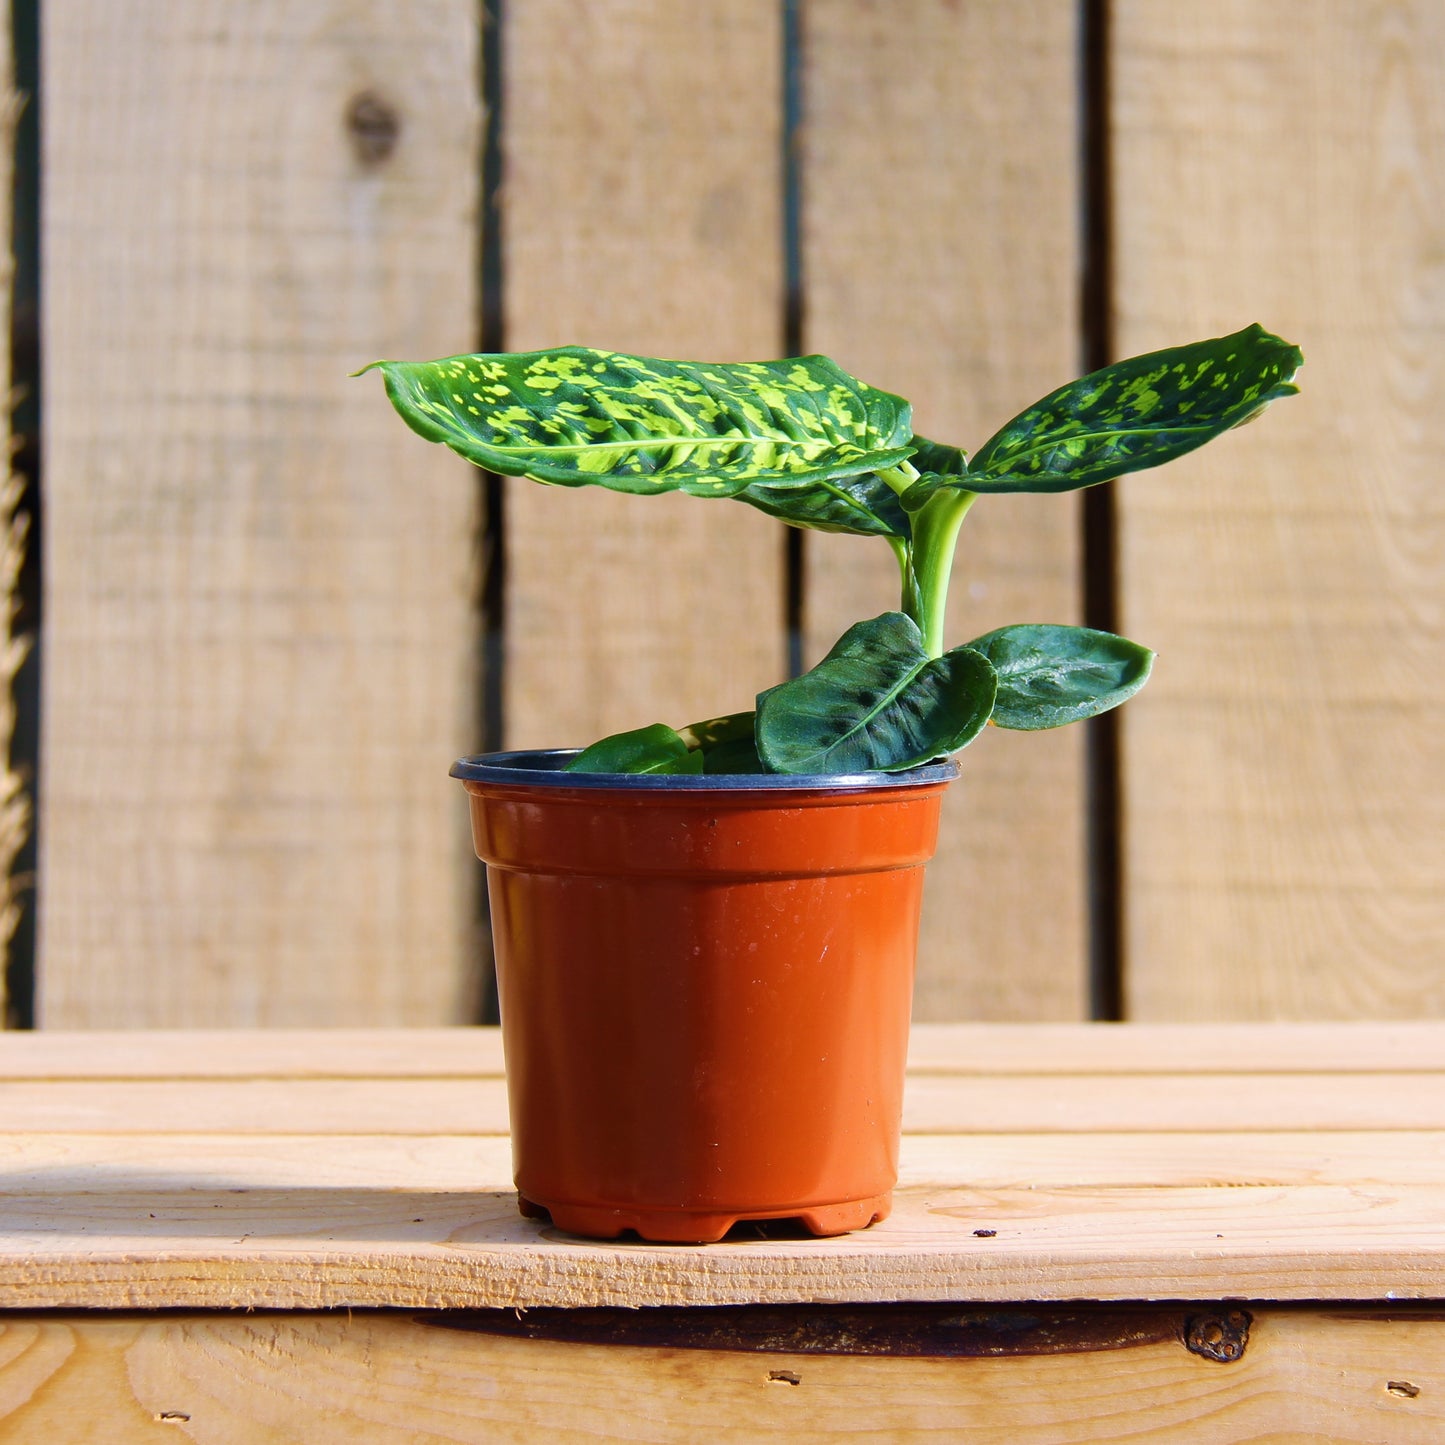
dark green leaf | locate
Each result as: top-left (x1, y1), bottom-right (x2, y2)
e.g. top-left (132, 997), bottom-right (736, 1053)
top-left (966, 324), bottom-right (1303, 494)
top-left (898, 436), bottom-right (970, 513)
top-left (703, 736), bottom-right (767, 774)
top-left (358, 348), bottom-right (914, 498)
top-left (736, 471), bottom-right (909, 537)
top-left (678, 711), bottom-right (756, 751)
top-left (967, 624), bottom-right (1154, 729)
top-left (680, 712), bottom-right (767, 773)
top-left (906, 435), bottom-right (968, 476)
top-left (565, 723), bottom-right (704, 775)
top-left (899, 471), bottom-right (966, 514)
top-left (757, 613), bottom-right (997, 774)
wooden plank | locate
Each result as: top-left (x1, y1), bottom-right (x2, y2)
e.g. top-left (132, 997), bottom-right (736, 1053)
top-left (1113, 6), bottom-right (1445, 1016)
top-left (8, 1128), bottom-right (1445, 1192)
top-left (3, 1023), bottom-right (1445, 1308)
top-left (4, 1021), bottom-right (1445, 1078)
top-left (801, 1), bottom-right (1087, 1022)
top-left (502, 2), bottom-right (786, 752)
top-left (3, 1309), bottom-right (1444, 1443)
top-left (4, 1068), bottom-right (1444, 1135)
top-left (0, 1028), bottom-right (508, 1079)
top-left (38, 4), bottom-right (483, 1025)
top-left (6, 1178), bottom-right (1445, 1309)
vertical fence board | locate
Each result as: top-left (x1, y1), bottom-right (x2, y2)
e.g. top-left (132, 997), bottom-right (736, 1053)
top-left (0, 14), bottom-right (24, 1018)
top-left (38, 3), bottom-right (482, 1025)
top-left (1115, 3), bottom-right (1445, 1017)
top-left (802, 1), bottom-right (1086, 1020)
top-left (503, 1), bottom-right (785, 750)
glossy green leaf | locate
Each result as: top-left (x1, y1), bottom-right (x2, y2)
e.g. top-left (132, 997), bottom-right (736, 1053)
top-left (678, 711), bottom-right (756, 751)
top-left (899, 471), bottom-right (966, 514)
top-left (358, 348), bottom-right (915, 498)
top-left (966, 624), bottom-right (1154, 730)
top-left (963, 324), bottom-right (1302, 494)
top-left (680, 711), bottom-right (767, 773)
top-left (564, 723), bottom-right (704, 775)
top-left (757, 613), bottom-right (997, 774)
top-left (906, 435), bottom-right (968, 476)
top-left (898, 436), bottom-right (969, 514)
top-left (735, 471), bottom-right (909, 537)
top-left (703, 736), bottom-right (767, 773)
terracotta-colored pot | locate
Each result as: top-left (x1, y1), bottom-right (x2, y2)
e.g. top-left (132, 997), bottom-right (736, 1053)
top-left (452, 750), bottom-right (958, 1243)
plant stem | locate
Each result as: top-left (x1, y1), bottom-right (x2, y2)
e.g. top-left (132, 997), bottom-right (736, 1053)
top-left (909, 488), bottom-right (978, 657)
top-left (877, 461), bottom-right (920, 498)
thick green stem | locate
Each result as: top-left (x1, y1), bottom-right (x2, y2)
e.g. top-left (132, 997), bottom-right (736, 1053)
top-left (909, 488), bottom-right (977, 657)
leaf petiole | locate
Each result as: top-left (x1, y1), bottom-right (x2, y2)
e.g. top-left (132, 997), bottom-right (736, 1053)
top-left (908, 487), bottom-right (978, 657)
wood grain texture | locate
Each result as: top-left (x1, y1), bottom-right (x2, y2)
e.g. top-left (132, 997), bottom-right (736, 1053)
top-left (4, 1023), bottom-right (1445, 1310)
top-left (3, 1309), bottom-right (1445, 1443)
top-left (1113, 4), bottom-right (1445, 1017)
top-left (5, 1070), bottom-right (1444, 1136)
top-left (5, 1019), bottom-right (1445, 1077)
top-left (801, 0), bottom-right (1086, 1021)
top-left (502, 1), bottom-right (785, 750)
top-left (38, 3), bottom-right (483, 1025)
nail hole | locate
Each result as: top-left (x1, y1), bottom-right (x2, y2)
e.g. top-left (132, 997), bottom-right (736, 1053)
top-left (346, 90), bottom-right (400, 164)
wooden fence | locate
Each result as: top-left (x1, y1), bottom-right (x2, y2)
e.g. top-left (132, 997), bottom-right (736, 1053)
top-left (7, 1), bottom-right (1442, 1027)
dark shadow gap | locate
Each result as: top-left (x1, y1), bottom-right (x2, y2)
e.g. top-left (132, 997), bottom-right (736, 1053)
top-left (5, 0), bottom-right (40, 1029)
top-left (473, 0), bottom-right (506, 1025)
top-left (1080, 0), bottom-right (1122, 1022)
top-left (782, 0), bottom-right (805, 678)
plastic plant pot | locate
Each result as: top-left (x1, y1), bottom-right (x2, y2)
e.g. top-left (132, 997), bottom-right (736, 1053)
top-left (452, 749), bottom-right (958, 1244)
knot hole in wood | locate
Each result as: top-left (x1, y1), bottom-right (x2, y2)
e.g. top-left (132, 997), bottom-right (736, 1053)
top-left (346, 91), bottom-right (400, 165)
top-left (1184, 1310), bottom-right (1252, 1363)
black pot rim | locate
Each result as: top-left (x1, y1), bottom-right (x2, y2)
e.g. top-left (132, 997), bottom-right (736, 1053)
top-left (450, 748), bottom-right (961, 792)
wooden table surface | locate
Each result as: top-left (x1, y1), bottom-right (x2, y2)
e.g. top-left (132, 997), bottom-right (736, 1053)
top-left (4, 1023), bottom-right (1445, 1441)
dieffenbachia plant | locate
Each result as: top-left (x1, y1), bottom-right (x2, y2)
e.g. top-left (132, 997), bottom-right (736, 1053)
top-left (361, 324), bottom-right (1301, 774)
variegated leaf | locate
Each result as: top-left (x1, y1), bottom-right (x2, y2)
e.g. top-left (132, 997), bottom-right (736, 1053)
top-left (358, 348), bottom-right (915, 498)
top-left (963, 323), bottom-right (1302, 494)
top-left (736, 471), bottom-right (909, 537)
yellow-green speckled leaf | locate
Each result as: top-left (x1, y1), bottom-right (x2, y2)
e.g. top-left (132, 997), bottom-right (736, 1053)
top-left (965, 323), bottom-right (1302, 494)
top-left (359, 348), bottom-right (915, 498)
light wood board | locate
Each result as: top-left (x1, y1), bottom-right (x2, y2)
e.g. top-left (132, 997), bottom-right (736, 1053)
top-left (502, 1), bottom-right (786, 750)
top-left (38, 3), bottom-right (483, 1025)
top-left (1113, 5), bottom-right (1445, 1016)
top-left (2, 1309), bottom-right (1444, 1443)
top-left (4, 1020), bottom-right (1444, 1077)
top-left (800, 1), bottom-right (1087, 1021)
top-left (3, 1023), bottom-right (1444, 1310)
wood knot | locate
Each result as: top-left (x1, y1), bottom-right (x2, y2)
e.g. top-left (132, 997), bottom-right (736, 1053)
top-left (1184, 1309), bottom-right (1251, 1363)
top-left (346, 91), bottom-right (400, 164)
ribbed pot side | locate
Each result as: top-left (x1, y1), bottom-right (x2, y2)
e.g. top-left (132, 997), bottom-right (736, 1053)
top-left (455, 754), bottom-right (955, 1244)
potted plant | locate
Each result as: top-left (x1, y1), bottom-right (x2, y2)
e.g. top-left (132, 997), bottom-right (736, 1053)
top-left (362, 324), bottom-right (1301, 1242)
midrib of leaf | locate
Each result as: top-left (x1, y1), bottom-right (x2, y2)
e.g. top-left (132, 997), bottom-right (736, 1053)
top-left (979, 409), bottom-right (1288, 474)
top-left (807, 656), bottom-right (936, 761)
top-left (807, 476), bottom-right (890, 522)
top-left (471, 435), bottom-right (862, 458)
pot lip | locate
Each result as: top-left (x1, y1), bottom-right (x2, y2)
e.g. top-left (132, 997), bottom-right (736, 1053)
top-left (450, 748), bottom-right (961, 792)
